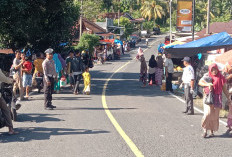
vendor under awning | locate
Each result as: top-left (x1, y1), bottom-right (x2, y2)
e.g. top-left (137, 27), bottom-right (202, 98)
top-left (165, 32), bottom-right (232, 58)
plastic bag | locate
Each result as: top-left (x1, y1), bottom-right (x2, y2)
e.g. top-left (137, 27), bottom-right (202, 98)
top-left (85, 85), bottom-right (90, 95)
top-left (204, 92), bottom-right (214, 105)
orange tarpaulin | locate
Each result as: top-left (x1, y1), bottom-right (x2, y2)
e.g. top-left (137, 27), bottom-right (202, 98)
top-left (0, 49), bottom-right (14, 54)
top-left (100, 39), bottom-right (114, 44)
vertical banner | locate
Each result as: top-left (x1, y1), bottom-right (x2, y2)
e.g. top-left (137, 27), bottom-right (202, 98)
top-left (176, 0), bottom-right (193, 32)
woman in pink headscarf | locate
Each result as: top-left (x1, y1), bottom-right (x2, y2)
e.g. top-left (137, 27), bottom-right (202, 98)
top-left (136, 47), bottom-right (144, 60)
top-left (199, 63), bottom-right (231, 138)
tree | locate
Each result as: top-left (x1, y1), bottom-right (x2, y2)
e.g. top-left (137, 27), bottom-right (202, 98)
top-left (140, 0), bottom-right (165, 25)
top-left (120, 0), bottom-right (137, 12)
top-left (114, 16), bottom-right (135, 38)
top-left (0, 0), bottom-right (80, 51)
top-left (101, 0), bottom-right (113, 12)
top-left (195, 0), bottom-right (215, 31)
top-left (82, 0), bottom-right (104, 20)
top-left (77, 33), bottom-right (100, 55)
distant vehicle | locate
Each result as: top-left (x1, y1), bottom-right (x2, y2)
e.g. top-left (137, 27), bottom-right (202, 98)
top-left (141, 30), bottom-right (151, 38)
top-left (128, 40), bottom-right (136, 48)
top-left (153, 27), bottom-right (161, 35)
top-left (130, 35), bottom-right (141, 43)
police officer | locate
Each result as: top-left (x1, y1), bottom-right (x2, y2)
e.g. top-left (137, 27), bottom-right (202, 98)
top-left (181, 57), bottom-right (195, 115)
top-left (42, 48), bottom-right (57, 110)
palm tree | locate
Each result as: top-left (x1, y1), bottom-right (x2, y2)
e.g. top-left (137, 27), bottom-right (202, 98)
top-left (140, 0), bottom-right (165, 24)
top-left (195, 0), bottom-right (215, 30)
top-left (137, 0), bottom-right (145, 5)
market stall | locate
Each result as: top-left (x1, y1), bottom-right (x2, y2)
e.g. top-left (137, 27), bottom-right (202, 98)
top-left (165, 32), bottom-right (232, 58)
top-left (164, 32), bottom-right (232, 94)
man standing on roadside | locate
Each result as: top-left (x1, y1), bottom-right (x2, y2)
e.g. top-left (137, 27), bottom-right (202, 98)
top-left (165, 53), bottom-right (174, 92)
top-left (42, 48), bottom-right (57, 110)
top-left (66, 50), bottom-right (74, 89)
top-left (181, 57), bottom-right (195, 115)
top-left (71, 50), bottom-right (85, 95)
top-left (12, 50), bottom-right (24, 100)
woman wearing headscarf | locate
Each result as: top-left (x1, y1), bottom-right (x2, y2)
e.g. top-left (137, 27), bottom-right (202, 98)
top-left (199, 63), bottom-right (231, 138)
top-left (156, 53), bottom-right (164, 85)
top-left (148, 55), bottom-right (157, 85)
top-left (53, 53), bottom-right (63, 93)
top-left (139, 56), bottom-right (147, 87)
top-left (136, 47), bottom-right (144, 60)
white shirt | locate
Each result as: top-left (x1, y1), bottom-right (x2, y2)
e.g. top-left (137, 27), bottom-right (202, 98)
top-left (164, 58), bottom-right (174, 73)
top-left (182, 65), bottom-right (194, 84)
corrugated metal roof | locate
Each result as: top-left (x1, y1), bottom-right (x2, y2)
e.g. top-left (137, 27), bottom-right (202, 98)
top-left (197, 20), bottom-right (232, 37)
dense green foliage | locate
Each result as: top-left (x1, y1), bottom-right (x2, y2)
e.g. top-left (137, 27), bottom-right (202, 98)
top-left (77, 33), bottom-right (100, 55)
top-left (0, 0), bottom-right (231, 51)
top-left (0, 0), bottom-right (80, 51)
top-left (114, 17), bottom-right (135, 39)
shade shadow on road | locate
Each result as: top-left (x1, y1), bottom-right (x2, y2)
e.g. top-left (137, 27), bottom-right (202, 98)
top-left (31, 97), bottom-right (91, 101)
top-left (0, 127), bottom-right (110, 143)
top-left (17, 113), bottom-right (64, 123)
top-left (55, 107), bottom-right (137, 111)
top-left (89, 71), bottom-right (173, 98)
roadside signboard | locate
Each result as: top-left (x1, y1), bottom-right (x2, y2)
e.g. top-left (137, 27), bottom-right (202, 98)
top-left (176, 0), bottom-right (193, 32)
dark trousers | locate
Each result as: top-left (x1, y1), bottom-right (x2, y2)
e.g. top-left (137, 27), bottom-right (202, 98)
top-left (44, 77), bottom-right (54, 108)
top-left (69, 74), bottom-right (74, 85)
top-left (0, 97), bottom-right (13, 128)
top-left (73, 74), bottom-right (82, 93)
top-left (184, 85), bottom-right (194, 113)
top-left (148, 73), bottom-right (156, 84)
top-left (166, 73), bottom-right (173, 92)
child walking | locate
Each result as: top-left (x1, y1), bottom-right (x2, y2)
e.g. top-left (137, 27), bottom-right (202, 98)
top-left (82, 68), bottom-right (91, 95)
top-left (22, 56), bottom-right (33, 98)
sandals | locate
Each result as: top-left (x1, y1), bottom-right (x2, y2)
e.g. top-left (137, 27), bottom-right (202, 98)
top-left (202, 132), bottom-right (207, 138)
top-left (8, 131), bottom-right (19, 135)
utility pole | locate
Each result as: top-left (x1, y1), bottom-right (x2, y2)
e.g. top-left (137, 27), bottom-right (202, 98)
top-left (79, 0), bottom-right (83, 39)
top-left (118, 9), bottom-right (120, 27)
top-left (206, 0), bottom-right (211, 35)
top-left (118, 0), bottom-right (120, 27)
top-left (192, 0), bottom-right (195, 41)
top-left (169, 0), bottom-right (172, 44)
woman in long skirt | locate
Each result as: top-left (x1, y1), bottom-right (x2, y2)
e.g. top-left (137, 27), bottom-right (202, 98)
top-left (139, 56), bottom-right (147, 87)
top-left (155, 53), bottom-right (164, 85)
top-left (199, 63), bottom-right (231, 138)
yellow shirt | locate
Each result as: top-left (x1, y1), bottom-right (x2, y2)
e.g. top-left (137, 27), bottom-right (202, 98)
top-left (82, 72), bottom-right (91, 85)
top-left (34, 58), bottom-right (44, 74)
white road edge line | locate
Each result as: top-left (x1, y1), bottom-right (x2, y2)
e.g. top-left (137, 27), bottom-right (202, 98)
top-left (169, 92), bottom-right (228, 126)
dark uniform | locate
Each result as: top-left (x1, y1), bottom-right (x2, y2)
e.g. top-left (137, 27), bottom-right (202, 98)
top-left (42, 48), bottom-right (57, 110)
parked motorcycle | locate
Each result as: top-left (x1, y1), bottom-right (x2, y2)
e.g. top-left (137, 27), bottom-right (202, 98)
top-left (35, 72), bottom-right (43, 93)
top-left (153, 27), bottom-right (161, 35)
top-left (1, 82), bottom-right (21, 122)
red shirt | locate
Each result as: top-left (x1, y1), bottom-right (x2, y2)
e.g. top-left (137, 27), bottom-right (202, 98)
top-left (23, 61), bottom-right (33, 72)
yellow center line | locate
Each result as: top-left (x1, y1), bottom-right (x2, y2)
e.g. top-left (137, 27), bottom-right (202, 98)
top-left (101, 39), bottom-right (162, 157)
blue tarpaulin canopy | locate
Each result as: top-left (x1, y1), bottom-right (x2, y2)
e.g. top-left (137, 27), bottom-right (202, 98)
top-left (165, 32), bottom-right (232, 58)
top-left (114, 39), bottom-right (123, 45)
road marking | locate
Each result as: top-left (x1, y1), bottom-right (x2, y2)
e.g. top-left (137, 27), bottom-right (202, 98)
top-left (101, 39), bottom-right (163, 157)
top-left (169, 92), bottom-right (228, 126)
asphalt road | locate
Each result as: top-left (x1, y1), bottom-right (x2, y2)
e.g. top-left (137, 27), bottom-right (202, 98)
top-left (1, 36), bottom-right (232, 157)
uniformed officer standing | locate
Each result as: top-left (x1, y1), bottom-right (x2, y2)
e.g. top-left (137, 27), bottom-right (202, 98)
top-left (181, 57), bottom-right (195, 115)
top-left (42, 48), bottom-right (57, 110)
